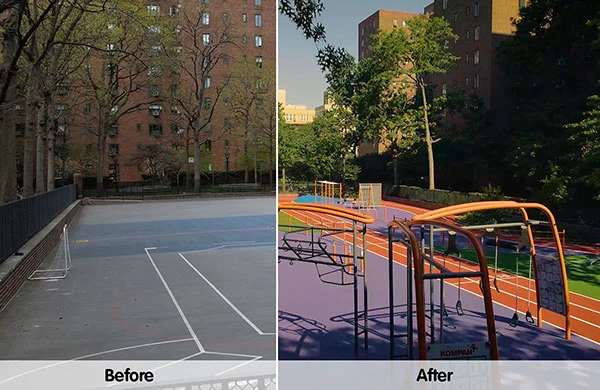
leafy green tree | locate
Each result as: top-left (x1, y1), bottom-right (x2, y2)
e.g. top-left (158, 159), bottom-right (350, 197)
top-left (565, 95), bottom-right (600, 200)
top-left (496, 0), bottom-right (600, 195)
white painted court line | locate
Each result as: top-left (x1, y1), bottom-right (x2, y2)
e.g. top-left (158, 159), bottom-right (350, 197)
top-left (178, 252), bottom-right (275, 336)
top-left (214, 356), bottom-right (262, 377)
top-left (145, 248), bottom-right (206, 353)
top-left (180, 241), bottom-right (274, 254)
top-left (0, 338), bottom-right (195, 386)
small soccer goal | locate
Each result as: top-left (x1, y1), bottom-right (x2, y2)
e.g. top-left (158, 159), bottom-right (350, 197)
top-left (29, 225), bottom-right (72, 280)
top-left (358, 183), bottom-right (382, 209)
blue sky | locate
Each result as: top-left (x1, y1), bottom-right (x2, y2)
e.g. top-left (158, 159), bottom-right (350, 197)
top-left (278, 1), bottom-right (433, 108)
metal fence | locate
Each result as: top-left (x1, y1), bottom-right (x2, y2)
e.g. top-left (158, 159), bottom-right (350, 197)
top-left (0, 185), bottom-right (77, 265)
top-left (83, 181), bottom-right (275, 199)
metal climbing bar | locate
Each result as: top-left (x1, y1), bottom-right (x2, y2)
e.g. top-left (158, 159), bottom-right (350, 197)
top-left (278, 202), bottom-right (375, 356)
top-left (413, 201), bottom-right (571, 340)
top-left (406, 219), bottom-right (499, 360)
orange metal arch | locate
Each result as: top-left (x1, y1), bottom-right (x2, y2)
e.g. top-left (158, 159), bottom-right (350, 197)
top-left (278, 202), bottom-right (375, 224)
top-left (413, 201), bottom-right (571, 340)
top-left (406, 219), bottom-right (499, 360)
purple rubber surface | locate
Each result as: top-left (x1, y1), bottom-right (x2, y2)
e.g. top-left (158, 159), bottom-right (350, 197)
top-left (278, 230), bottom-right (600, 360)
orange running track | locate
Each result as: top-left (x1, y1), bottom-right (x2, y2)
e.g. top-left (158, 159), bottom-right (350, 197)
top-left (278, 197), bottom-right (600, 345)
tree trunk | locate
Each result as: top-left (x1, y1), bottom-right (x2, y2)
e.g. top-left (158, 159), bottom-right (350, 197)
top-left (253, 142), bottom-right (258, 184)
top-left (0, 100), bottom-right (17, 203)
top-left (46, 121), bottom-right (55, 190)
top-left (0, 3), bottom-right (22, 203)
top-left (193, 131), bottom-right (201, 192)
top-left (420, 81), bottom-right (435, 190)
top-left (96, 132), bottom-right (105, 195)
top-left (35, 95), bottom-right (47, 193)
top-left (244, 117), bottom-right (250, 183)
top-left (23, 66), bottom-right (40, 196)
top-left (393, 158), bottom-right (398, 185)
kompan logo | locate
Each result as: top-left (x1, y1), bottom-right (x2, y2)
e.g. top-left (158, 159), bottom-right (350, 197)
top-left (439, 343), bottom-right (478, 358)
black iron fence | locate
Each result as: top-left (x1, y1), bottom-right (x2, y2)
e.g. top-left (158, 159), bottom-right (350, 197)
top-left (0, 185), bottom-right (77, 265)
top-left (83, 180), bottom-right (275, 199)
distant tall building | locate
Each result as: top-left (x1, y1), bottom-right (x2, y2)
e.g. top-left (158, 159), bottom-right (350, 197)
top-left (278, 89), bottom-right (315, 125)
top-left (358, 10), bottom-right (418, 61)
top-left (427, 0), bottom-right (525, 120)
top-left (357, 10), bottom-right (418, 156)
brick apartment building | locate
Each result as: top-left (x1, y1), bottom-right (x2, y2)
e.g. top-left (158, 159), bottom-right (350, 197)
top-left (355, 2), bottom-right (524, 156)
top-left (357, 10), bottom-right (418, 155)
top-left (21, 0), bottom-right (275, 183)
top-left (427, 0), bottom-right (524, 123)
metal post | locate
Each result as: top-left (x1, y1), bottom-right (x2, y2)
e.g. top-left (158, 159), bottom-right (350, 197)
top-left (363, 224), bottom-right (368, 351)
top-left (388, 226), bottom-right (394, 360)
top-left (353, 220), bottom-right (359, 356)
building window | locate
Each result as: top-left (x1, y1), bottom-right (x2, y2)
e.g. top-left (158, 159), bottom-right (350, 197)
top-left (474, 26), bottom-right (480, 41)
top-left (474, 50), bottom-right (480, 64)
top-left (465, 76), bottom-right (469, 86)
top-left (205, 140), bottom-right (212, 151)
top-left (466, 6), bottom-right (470, 16)
top-left (149, 104), bottom-right (163, 117)
top-left (465, 52), bottom-right (469, 63)
top-left (453, 13), bottom-right (458, 22)
top-left (242, 34), bottom-right (248, 44)
top-left (474, 2), bottom-right (480, 17)
top-left (225, 139), bottom-right (229, 149)
top-left (56, 83), bottom-right (68, 96)
top-left (108, 143), bottom-right (119, 156)
top-left (170, 84), bottom-right (178, 96)
top-left (254, 0), bottom-right (261, 6)
top-left (442, 83), bottom-right (447, 95)
top-left (474, 74), bottom-right (480, 89)
top-left (224, 118), bottom-right (230, 129)
top-left (202, 12), bottom-right (210, 25)
top-left (204, 77), bottom-right (211, 89)
top-left (170, 124), bottom-right (179, 134)
top-left (136, 123), bottom-right (141, 132)
top-left (203, 33), bottom-right (210, 46)
top-left (202, 0), bottom-right (209, 3)
top-left (108, 124), bottom-right (118, 137)
top-left (171, 105), bottom-right (180, 114)
top-left (223, 13), bottom-right (227, 22)
top-left (255, 35), bottom-right (262, 47)
top-left (146, 5), bottom-right (160, 15)
top-left (466, 29), bottom-right (470, 39)
top-left (203, 98), bottom-right (211, 109)
top-left (148, 65), bottom-right (162, 77)
top-left (442, 0), bottom-right (447, 10)
top-left (223, 54), bottom-right (229, 64)
top-left (15, 123), bottom-right (25, 137)
top-left (148, 84), bottom-right (161, 97)
top-left (169, 6), bottom-right (178, 16)
top-left (255, 14), bottom-right (262, 27)
top-left (84, 103), bottom-right (92, 115)
top-left (519, 0), bottom-right (526, 8)
top-left (149, 124), bottom-right (163, 136)
top-left (242, 13), bottom-right (247, 22)
top-left (255, 56), bottom-right (263, 68)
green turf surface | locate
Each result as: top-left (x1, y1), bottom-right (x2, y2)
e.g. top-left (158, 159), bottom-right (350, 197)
top-left (437, 247), bottom-right (600, 300)
top-left (278, 211), bottom-right (307, 231)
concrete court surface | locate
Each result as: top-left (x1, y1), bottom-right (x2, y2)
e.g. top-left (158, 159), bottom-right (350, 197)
top-left (0, 197), bottom-right (276, 361)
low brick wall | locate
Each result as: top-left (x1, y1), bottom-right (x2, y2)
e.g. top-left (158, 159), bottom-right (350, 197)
top-left (0, 200), bottom-right (81, 312)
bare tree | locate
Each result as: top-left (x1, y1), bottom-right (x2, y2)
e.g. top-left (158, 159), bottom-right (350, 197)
top-left (162, 7), bottom-right (237, 191)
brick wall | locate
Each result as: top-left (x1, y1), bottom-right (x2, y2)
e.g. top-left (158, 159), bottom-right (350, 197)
top-left (0, 201), bottom-right (81, 312)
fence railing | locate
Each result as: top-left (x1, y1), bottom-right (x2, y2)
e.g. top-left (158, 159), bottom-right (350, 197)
top-left (0, 185), bottom-right (77, 265)
top-left (83, 181), bottom-right (274, 199)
